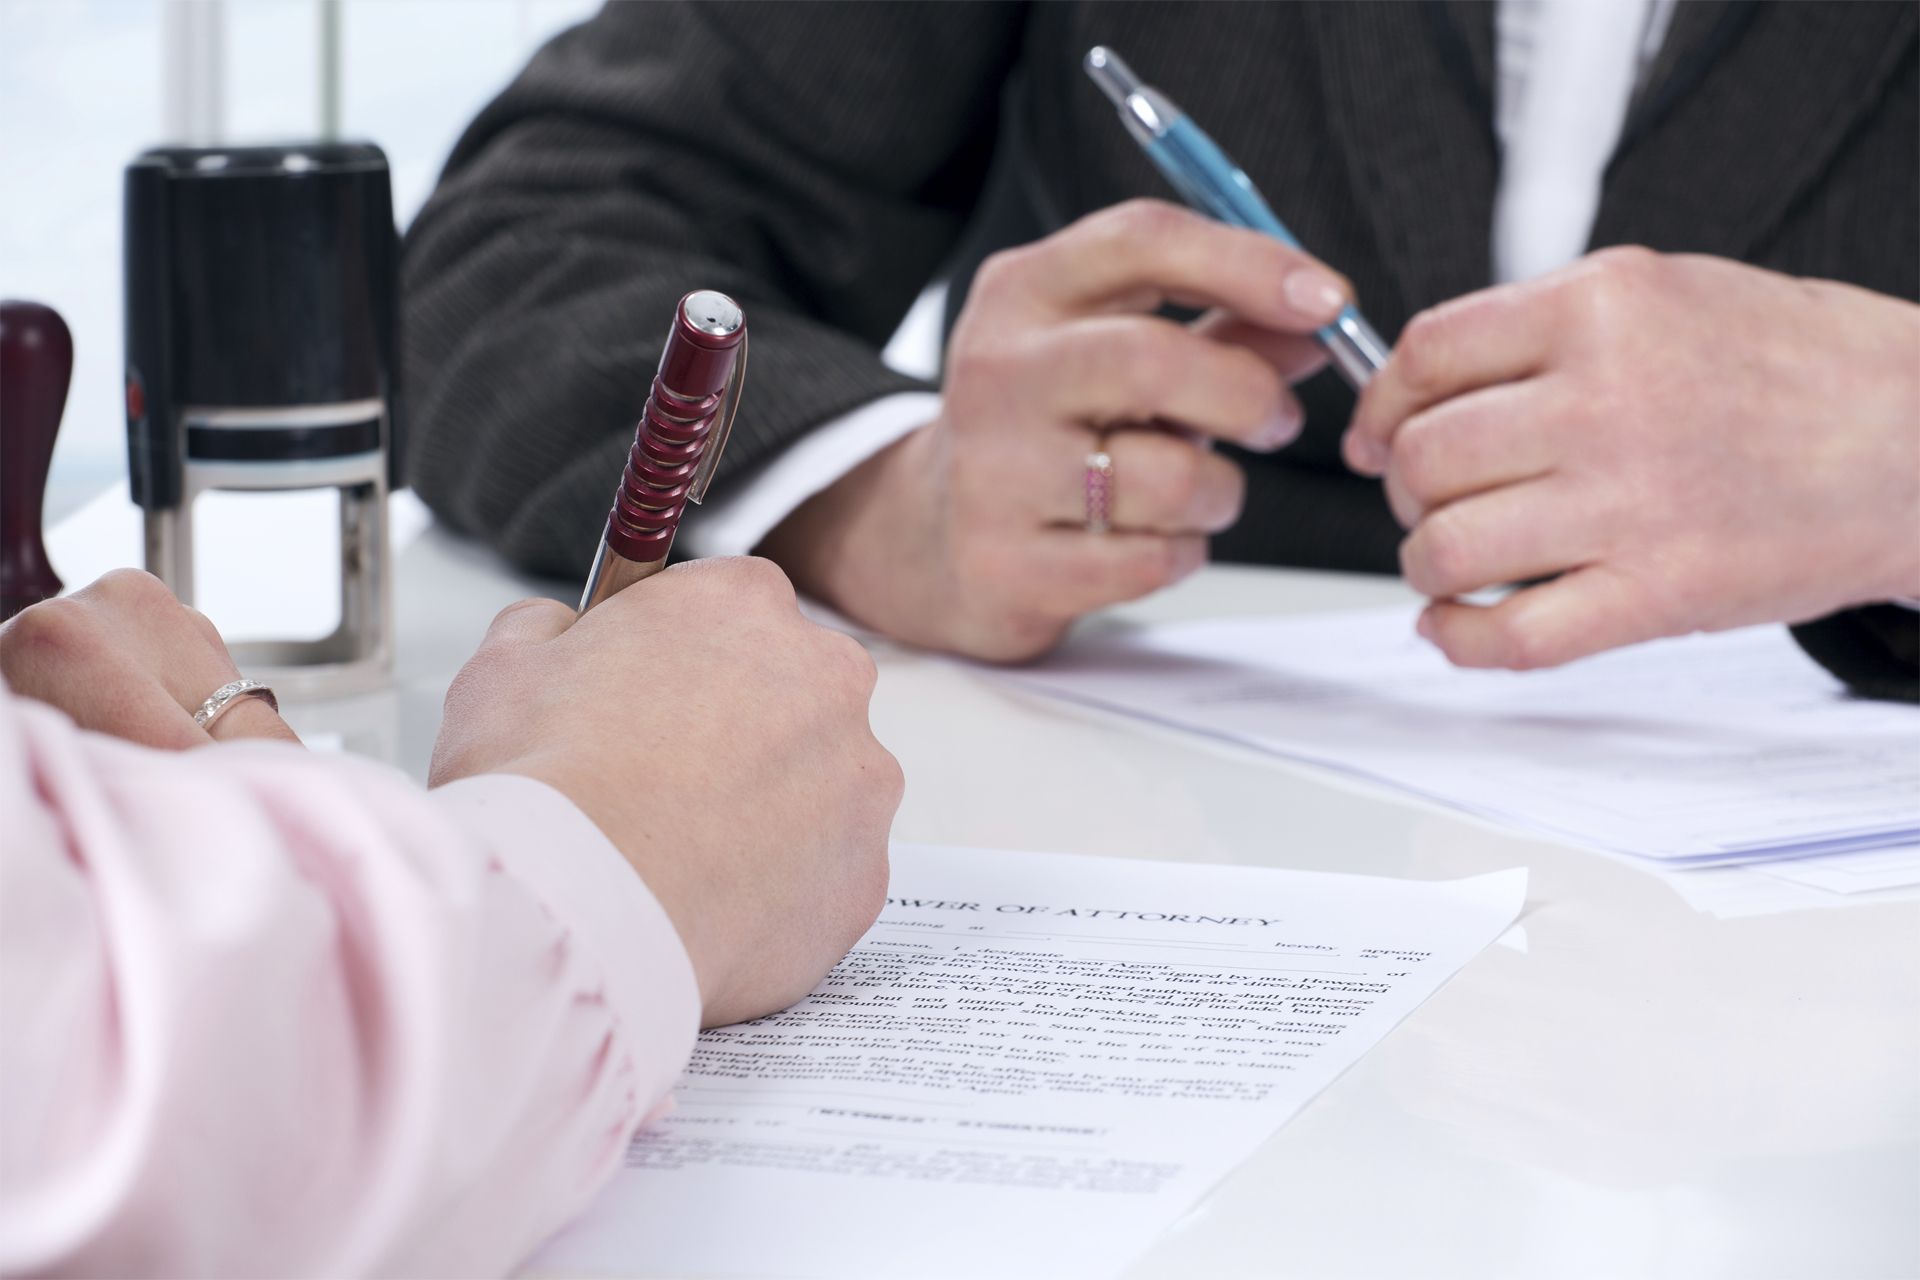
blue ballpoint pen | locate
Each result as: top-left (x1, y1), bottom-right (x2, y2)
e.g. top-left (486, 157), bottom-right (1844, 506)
top-left (1084, 46), bottom-right (1390, 389)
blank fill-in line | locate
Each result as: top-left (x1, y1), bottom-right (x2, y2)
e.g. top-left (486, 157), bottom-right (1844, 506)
top-left (679, 1086), bottom-right (974, 1109)
top-left (879, 927), bottom-right (1280, 956)
top-left (797, 1128), bottom-right (1093, 1154)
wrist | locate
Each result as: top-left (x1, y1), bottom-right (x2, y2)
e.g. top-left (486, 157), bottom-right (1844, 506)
top-left (1863, 452), bottom-right (1920, 605)
top-left (1824, 280), bottom-right (1920, 602)
top-left (494, 753), bottom-right (733, 1019)
top-left (760, 422), bottom-right (934, 612)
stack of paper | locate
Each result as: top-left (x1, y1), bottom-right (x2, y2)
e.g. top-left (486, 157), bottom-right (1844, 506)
top-left (995, 606), bottom-right (1920, 883)
top-left (1641, 845), bottom-right (1920, 919)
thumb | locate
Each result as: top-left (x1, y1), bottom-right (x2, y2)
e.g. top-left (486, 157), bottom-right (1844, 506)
top-left (477, 597), bottom-right (576, 653)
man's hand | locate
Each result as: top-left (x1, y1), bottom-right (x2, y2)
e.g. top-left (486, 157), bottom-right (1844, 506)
top-left (1345, 248), bottom-right (1920, 670)
top-left (763, 199), bottom-right (1351, 661)
top-left (429, 558), bottom-right (903, 1027)
top-left (0, 569), bottom-right (300, 747)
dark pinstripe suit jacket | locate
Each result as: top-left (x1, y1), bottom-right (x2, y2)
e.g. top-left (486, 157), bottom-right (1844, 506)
top-left (401, 0), bottom-right (1918, 698)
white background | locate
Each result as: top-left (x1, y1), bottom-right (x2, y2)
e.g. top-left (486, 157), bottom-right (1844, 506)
top-left (0, 0), bottom-right (601, 519)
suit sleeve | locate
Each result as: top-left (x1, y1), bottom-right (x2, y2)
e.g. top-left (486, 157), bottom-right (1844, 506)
top-left (401, 0), bottom-right (1026, 576)
top-left (0, 688), bottom-right (699, 1277)
top-left (1791, 604), bottom-right (1920, 702)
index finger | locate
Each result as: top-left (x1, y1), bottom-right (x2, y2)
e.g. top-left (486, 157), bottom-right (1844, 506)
top-left (1003, 199), bottom-right (1352, 333)
top-left (475, 596), bottom-right (576, 652)
top-left (1416, 565), bottom-right (1673, 672)
top-left (1344, 280), bottom-right (1555, 476)
top-left (203, 695), bottom-right (304, 746)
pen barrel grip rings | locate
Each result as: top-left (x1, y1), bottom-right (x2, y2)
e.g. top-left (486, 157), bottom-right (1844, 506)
top-left (603, 379), bottom-right (725, 563)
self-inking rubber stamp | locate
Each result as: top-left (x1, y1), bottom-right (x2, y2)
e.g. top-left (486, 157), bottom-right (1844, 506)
top-left (124, 143), bottom-right (401, 693)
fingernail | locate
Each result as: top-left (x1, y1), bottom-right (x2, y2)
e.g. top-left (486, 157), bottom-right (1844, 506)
top-left (1283, 268), bottom-right (1346, 323)
top-left (1344, 431), bottom-right (1385, 474)
top-left (1258, 406), bottom-right (1302, 450)
top-left (1416, 610), bottom-right (1436, 640)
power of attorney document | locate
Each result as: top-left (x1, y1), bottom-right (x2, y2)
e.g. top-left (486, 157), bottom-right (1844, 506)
top-left (994, 607), bottom-right (1920, 865)
top-left (531, 844), bottom-right (1526, 1280)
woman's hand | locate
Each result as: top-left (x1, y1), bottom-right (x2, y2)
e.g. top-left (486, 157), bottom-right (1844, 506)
top-left (0, 569), bottom-right (300, 747)
top-left (763, 199), bottom-right (1350, 661)
top-left (429, 557), bottom-right (904, 1026)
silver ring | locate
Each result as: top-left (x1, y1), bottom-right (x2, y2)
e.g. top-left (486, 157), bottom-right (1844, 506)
top-left (193, 678), bottom-right (279, 730)
top-left (1084, 446), bottom-right (1115, 534)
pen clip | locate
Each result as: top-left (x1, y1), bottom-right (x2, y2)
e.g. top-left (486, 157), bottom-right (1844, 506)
top-left (688, 329), bottom-right (747, 505)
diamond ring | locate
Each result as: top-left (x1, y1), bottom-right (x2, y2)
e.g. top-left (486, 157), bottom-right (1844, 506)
top-left (193, 678), bottom-right (280, 731)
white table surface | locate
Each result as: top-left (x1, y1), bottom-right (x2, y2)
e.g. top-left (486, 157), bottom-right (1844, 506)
top-left (47, 491), bottom-right (1920, 1279)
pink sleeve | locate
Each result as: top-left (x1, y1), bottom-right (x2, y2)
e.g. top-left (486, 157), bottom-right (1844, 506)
top-left (0, 685), bottom-right (699, 1278)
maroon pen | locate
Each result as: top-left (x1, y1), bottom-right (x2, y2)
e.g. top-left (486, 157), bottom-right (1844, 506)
top-left (579, 291), bottom-right (748, 612)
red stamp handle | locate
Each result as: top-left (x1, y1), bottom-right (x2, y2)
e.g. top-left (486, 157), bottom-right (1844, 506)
top-left (0, 301), bottom-right (72, 619)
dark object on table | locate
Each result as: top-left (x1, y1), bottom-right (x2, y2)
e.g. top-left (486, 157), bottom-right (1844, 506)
top-left (124, 141), bottom-right (401, 693)
top-left (0, 300), bottom-right (72, 622)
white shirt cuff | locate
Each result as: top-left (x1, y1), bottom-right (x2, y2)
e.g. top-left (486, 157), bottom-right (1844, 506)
top-left (428, 773), bottom-right (701, 1100)
top-left (680, 391), bottom-right (942, 558)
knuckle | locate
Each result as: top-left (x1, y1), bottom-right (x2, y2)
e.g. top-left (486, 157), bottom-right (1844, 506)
top-left (94, 566), bottom-right (160, 596)
top-left (1383, 472), bottom-right (1421, 531)
top-left (1104, 197), bottom-right (1186, 245)
top-left (954, 336), bottom-right (1021, 387)
top-left (1568, 245), bottom-right (1658, 335)
top-left (949, 326), bottom-right (1017, 386)
top-left (1405, 509), bottom-right (1474, 596)
top-left (1211, 457), bottom-right (1249, 530)
top-left (1122, 540), bottom-right (1182, 595)
top-left (1623, 566), bottom-right (1685, 638)
top-left (969, 247), bottom-right (1027, 305)
top-left (709, 555), bottom-right (798, 606)
top-left (1149, 442), bottom-right (1205, 518)
top-left (1109, 325), bottom-right (1178, 399)
top-left (1393, 308), bottom-right (1453, 394)
top-left (737, 554), bottom-right (794, 591)
top-left (943, 335), bottom-right (986, 386)
top-left (826, 630), bottom-right (879, 693)
top-left (490, 596), bottom-right (554, 627)
top-left (1493, 614), bottom-right (1557, 671)
top-left (1392, 415), bottom-right (1447, 498)
top-left (93, 567), bottom-right (177, 614)
top-left (1226, 355), bottom-right (1286, 430)
top-left (0, 597), bottom-right (84, 658)
top-left (446, 644), bottom-right (507, 697)
top-left (482, 596), bottom-right (568, 646)
top-left (1000, 617), bottom-right (1066, 664)
top-left (183, 606), bottom-right (224, 648)
top-left (441, 662), bottom-right (481, 714)
top-left (1587, 243), bottom-right (1658, 279)
top-left (870, 741), bottom-right (907, 810)
top-left (849, 834), bottom-right (893, 934)
top-left (884, 748), bottom-right (906, 805)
